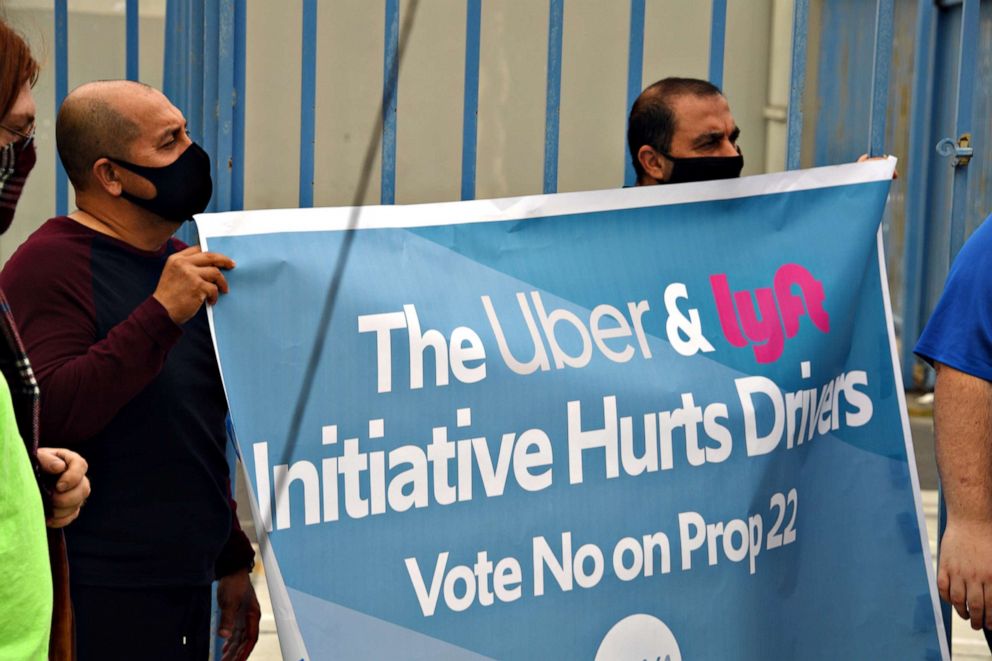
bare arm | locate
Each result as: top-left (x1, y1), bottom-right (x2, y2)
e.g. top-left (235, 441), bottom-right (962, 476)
top-left (933, 362), bottom-right (992, 630)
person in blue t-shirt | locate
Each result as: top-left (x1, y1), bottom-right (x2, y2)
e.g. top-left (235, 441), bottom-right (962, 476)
top-left (916, 212), bottom-right (992, 653)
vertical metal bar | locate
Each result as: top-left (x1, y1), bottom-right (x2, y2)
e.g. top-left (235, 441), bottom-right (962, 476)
top-left (203, 0), bottom-right (219, 213)
top-left (381, 0), bottom-right (400, 205)
top-left (460, 0), bottom-right (482, 201)
top-left (785, 0), bottom-right (809, 170)
top-left (623, 0), bottom-right (645, 187)
top-left (186, 0), bottom-right (205, 144)
top-left (947, 0), bottom-right (979, 258)
top-left (232, 0), bottom-right (247, 211)
top-left (179, 0), bottom-right (191, 112)
top-left (126, 0), bottom-right (140, 81)
top-left (207, 2), bottom-right (238, 645)
top-left (298, 0), bottom-right (317, 208)
top-left (55, 0), bottom-right (69, 216)
top-left (867, 0), bottom-right (894, 157)
top-left (215, 0), bottom-right (235, 212)
top-left (163, 0), bottom-right (180, 102)
top-left (173, 0), bottom-right (204, 248)
top-left (543, 0), bottom-right (564, 194)
top-left (173, 0), bottom-right (191, 112)
top-left (900, 0), bottom-right (937, 386)
top-left (708, 0), bottom-right (727, 89)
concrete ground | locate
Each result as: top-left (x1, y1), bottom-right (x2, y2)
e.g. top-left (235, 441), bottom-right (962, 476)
top-left (239, 405), bottom-right (992, 660)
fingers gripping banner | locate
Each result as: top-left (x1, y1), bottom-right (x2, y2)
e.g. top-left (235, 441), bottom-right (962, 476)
top-left (198, 158), bottom-right (947, 660)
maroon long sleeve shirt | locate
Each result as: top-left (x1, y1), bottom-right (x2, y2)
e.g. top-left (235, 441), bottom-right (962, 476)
top-left (1, 217), bottom-right (253, 586)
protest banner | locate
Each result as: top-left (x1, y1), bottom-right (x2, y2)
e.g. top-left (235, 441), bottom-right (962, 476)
top-left (197, 157), bottom-right (947, 660)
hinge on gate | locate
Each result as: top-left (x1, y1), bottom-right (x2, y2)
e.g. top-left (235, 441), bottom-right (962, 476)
top-left (936, 133), bottom-right (974, 166)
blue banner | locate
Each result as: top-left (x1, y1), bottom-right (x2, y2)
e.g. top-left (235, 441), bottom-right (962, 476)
top-left (198, 158), bottom-right (946, 660)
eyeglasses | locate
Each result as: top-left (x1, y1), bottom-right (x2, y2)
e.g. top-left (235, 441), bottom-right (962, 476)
top-left (0, 120), bottom-right (35, 144)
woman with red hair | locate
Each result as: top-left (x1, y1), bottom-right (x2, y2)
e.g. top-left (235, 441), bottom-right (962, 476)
top-left (0, 18), bottom-right (39, 230)
top-left (0, 18), bottom-right (90, 661)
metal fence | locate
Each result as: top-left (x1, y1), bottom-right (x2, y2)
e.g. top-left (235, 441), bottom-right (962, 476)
top-left (52, 0), bottom-right (827, 210)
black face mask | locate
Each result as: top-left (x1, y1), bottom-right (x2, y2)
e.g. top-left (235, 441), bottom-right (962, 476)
top-left (0, 139), bottom-right (36, 235)
top-left (110, 141), bottom-right (213, 222)
top-left (661, 149), bottom-right (744, 184)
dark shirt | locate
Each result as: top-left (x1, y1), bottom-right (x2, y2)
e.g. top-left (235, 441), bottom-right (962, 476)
top-left (0, 217), bottom-right (252, 587)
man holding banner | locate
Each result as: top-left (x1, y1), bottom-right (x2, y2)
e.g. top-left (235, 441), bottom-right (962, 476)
top-left (0, 81), bottom-right (258, 661)
top-left (626, 77), bottom-right (891, 187)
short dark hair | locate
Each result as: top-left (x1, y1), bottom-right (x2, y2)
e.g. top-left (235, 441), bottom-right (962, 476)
top-left (626, 77), bottom-right (724, 179)
top-left (55, 81), bottom-right (149, 189)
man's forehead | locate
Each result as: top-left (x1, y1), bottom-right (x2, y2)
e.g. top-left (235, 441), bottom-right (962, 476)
top-left (670, 93), bottom-right (735, 135)
top-left (118, 89), bottom-right (185, 136)
top-left (123, 88), bottom-right (180, 120)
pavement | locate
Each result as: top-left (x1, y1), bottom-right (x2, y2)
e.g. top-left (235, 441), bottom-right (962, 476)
top-left (239, 405), bottom-right (992, 660)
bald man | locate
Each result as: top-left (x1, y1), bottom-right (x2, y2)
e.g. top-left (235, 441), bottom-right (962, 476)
top-left (0, 81), bottom-right (258, 661)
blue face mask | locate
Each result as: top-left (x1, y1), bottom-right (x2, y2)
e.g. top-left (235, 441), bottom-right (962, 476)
top-left (661, 148), bottom-right (744, 184)
top-left (110, 141), bottom-right (213, 222)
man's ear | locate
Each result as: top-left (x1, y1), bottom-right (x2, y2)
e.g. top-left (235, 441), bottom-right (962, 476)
top-left (637, 145), bottom-right (669, 183)
top-left (91, 158), bottom-right (123, 196)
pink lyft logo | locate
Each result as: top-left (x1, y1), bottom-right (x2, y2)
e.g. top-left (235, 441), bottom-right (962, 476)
top-left (710, 264), bottom-right (830, 363)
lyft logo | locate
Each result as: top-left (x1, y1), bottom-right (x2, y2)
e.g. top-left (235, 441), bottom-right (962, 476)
top-left (709, 264), bottom-right (830, 363)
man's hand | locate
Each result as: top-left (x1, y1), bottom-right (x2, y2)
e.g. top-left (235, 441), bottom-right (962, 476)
top-left (36, 447), bottom-right (90, 528)
top-left (938, 518), bottom-right (992, 630)
top-left (856, 153), bottom-right (899, 178)
top-left (217, 569), bottom-right (260, 661)
top-left (153, 246), bottom-right (235, 325)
